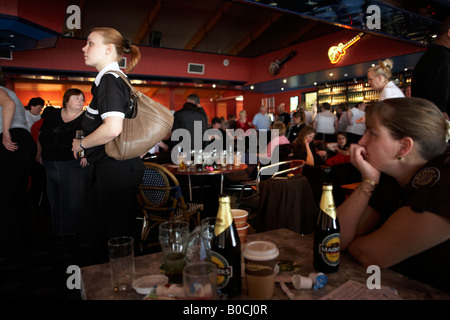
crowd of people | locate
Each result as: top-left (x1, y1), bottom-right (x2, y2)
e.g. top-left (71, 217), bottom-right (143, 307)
top-left (1, 17), bottom-right (449, 293)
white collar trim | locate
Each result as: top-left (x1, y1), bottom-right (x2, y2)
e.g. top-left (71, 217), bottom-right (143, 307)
top-left (94, 62), bottom-right (126, 86)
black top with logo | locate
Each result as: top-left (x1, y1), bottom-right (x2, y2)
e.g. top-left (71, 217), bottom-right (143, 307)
top-left (81, 72), bottom-right (131, 164)
top-left (369, 145), bottom-right (450, 293)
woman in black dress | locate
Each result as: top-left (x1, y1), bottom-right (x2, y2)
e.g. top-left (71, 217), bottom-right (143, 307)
top-left (72, 27), bottom-right (144, 263)
top-left (39, 88), bottom-right (92, 236)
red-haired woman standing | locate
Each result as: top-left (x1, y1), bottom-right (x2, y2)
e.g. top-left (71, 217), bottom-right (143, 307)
top-left (72, 27), bottom-right (144, 263)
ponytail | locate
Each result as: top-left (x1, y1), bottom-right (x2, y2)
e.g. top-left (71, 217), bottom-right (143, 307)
top-left (368, 58), bottom-right (393, 80)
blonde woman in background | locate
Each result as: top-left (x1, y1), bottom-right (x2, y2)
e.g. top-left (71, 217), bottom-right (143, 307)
top-left (368, 58), bottom-right (405, 101)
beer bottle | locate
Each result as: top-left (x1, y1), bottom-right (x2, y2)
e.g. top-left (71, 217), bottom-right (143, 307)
top-left (313, 183), bottom-right (340, 273)
top-left (210, 194), bottom-right (242, 298)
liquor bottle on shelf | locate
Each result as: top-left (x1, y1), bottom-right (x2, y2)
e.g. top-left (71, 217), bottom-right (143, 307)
top-left (210, 194), bottom-right (242, 298)
top-left (313, 184), bottom-right (340, 273)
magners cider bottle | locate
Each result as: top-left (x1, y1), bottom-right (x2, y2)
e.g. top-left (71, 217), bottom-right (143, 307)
top-left (313, 183), bottom-right (340, 273)
top-left (210, 194), bottom-right (242, 298)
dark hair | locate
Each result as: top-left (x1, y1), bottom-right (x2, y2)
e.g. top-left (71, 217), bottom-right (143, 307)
top-left (366, 97), bottom-right (449, 160)
top-left (211, 117), bottom-right (222, 125)
top-left (292, 126), bottom-right (316, 160)
top-left (338, 103), bottom-right (348, 111)
top-left (321, 102), bottom-right (331, 111)
top-left (293, 110), bottom-right (305, 123)
top-left (62, 88), bottom-right (85, 108)
top-left (437, 15), bottom-right (450, 36)
top-left (187, 94), bottom-right (200, 105)
top-left (26, 97), bottom-right (45, 110)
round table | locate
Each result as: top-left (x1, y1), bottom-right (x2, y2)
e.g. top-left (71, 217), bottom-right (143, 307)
top-left (163, 163), bottom-right (248, 201)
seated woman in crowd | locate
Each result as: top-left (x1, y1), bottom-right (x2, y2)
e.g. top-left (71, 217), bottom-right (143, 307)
top-left (292, 126), bottom-right (327, 166)
top-left (236, 110), bottom-right (254, 132)
top-left (338, 97), bottom-right (450, 292)
top-left (325, 131), bottom-right (350, 166)
top-left (286, 110), bottom-right (306, 143)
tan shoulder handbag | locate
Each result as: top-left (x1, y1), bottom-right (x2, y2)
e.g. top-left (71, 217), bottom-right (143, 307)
top-left (105, 71), bottom-right (173, 160)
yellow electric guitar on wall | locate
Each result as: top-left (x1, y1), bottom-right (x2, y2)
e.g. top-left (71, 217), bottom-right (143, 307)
top-left (328, 33), bottom-right (364, 64)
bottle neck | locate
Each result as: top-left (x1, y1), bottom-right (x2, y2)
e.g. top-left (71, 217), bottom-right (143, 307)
top-left (215, 198), bottom-right (233, 236)
top-left (320, 189), bottom-right (337, 220)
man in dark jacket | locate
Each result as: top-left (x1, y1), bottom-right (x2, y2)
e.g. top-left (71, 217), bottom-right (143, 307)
top-left (171, 101), bottom-right (208, 152)
top-left (412, 15), bottom-right (450, 120)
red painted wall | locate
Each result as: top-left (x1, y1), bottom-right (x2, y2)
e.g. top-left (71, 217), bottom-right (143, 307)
top-left (1, 38), bottom-right (251, 83)
top-left (248, 30), bottom-right (425, 84)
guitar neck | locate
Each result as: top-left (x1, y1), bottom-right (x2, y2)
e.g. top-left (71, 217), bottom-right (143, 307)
top-left (343, 33), bottom-right (364, 50)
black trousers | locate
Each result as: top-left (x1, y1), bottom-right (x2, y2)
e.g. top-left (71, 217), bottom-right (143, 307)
top-left (87, 156), bottom-right (144, 264)
top-left (0, 128), bottom-right (37, 258)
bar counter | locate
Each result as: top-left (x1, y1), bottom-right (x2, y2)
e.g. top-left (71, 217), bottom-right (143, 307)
top-left (80, 228), bottom-right (450, 300)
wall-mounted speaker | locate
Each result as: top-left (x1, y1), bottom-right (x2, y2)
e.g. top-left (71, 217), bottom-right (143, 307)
top-left (149, 31), bottom-right (162, 47)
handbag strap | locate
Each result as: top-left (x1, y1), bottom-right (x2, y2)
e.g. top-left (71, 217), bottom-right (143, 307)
top-left (106, 70), bottom-right (139, 96)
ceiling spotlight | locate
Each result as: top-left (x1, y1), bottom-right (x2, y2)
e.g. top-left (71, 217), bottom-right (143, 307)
top-left (313, 82), bottom-right (317, 86)
top-left (250, 85), bottom-right (254, 90)
top-left (283, 79), bottom-right (287, 83)
top-left (329, 73), bottom-right (333, 77)
top-left (281, 87), bottom-right (285, 91)
top-left (212, 84), bottom-right (216, 88)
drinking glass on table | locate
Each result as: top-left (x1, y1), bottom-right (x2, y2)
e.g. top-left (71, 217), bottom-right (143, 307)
top-left (158, 221), bottom-right (190, 284)
top-left (183, 261), bottom-right (217, 300)
top-left (178, 151), bottom-right (187, 171)
top-left (108, 236), bottom-right (135, 292)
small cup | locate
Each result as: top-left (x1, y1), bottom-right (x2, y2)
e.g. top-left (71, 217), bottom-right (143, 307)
top-left (183, 261), bottom-right (217, 300)
top-left (231, 209), bottom-right (248, 227)
top-left (235, 151), bottom-right (242, 166)
top-left (236, 222), bottom-right (249, 244)
top-left (108, 236), bottom-right (135, 292)
top-left (178, 152), bottom-right (187, 171)
top-left (75, 130), bottom-right (86, 159)
top-left (242, 241), bottom-right (279, 299)
top-left (158, 221), bottom-right (190, 284)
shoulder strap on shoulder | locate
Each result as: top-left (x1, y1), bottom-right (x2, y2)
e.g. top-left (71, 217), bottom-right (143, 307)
top-left (106, 70), bottom-right (136, 94)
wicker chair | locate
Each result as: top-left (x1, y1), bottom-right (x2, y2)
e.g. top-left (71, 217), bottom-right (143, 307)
top-left (137, 162), bottom-right (203, 249)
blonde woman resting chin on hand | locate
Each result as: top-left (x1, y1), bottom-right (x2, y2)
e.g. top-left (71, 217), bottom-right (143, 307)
top-left (337, 97), bottom-right (450, 293)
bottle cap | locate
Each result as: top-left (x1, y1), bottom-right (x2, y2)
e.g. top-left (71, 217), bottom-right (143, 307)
top-left (322, 183), bottom-right (333, 191)
top-left (219, 194), bottom-right (231, 202)
top-left (308, 272), bottom-right (328, 290)
top-left (292, 274), bottom-right (313, 289)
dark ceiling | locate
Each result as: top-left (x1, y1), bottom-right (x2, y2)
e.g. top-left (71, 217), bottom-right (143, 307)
top-left (61, 0), bottom-right (344, 58)
top-left (0, 0), bottom-right (448, 96)
top-left (58, 0), bottom-right (448, 58)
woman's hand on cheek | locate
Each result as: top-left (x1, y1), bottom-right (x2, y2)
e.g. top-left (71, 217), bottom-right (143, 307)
top-left (349, 144), bottom-right (380, 182)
